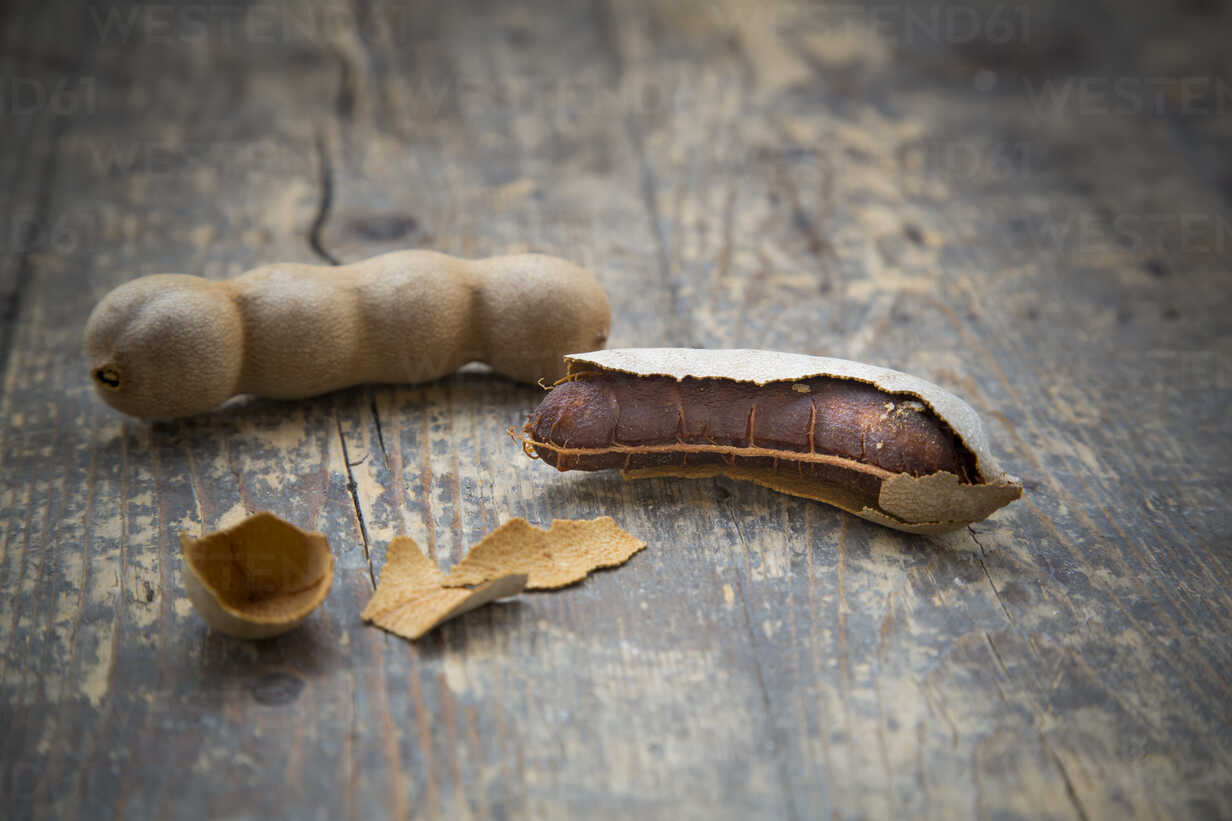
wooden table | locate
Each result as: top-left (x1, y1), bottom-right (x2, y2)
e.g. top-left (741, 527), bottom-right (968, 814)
top-left (3, 1), bottom-right (1229, 818)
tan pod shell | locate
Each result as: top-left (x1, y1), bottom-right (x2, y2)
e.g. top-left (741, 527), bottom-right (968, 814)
top-left (84, 250), bottom-right (611, 419)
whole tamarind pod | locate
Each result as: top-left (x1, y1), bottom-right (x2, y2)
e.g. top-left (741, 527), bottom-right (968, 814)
top-left (84, 250), bottom-right (611, 419)
top-left (519, 348), bottom-right (1022, 534)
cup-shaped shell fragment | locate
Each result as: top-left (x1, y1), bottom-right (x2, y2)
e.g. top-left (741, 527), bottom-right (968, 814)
top-left (180, 511), bottom-right (334, 638)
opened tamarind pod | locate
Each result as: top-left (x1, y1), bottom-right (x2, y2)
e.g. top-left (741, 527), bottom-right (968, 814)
top-left (84, 250), bottom-right (610, 419)
top-left (518, 348), bottom-right (1022, 534)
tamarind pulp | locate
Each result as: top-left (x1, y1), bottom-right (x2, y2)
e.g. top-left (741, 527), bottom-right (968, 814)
top-left (518, 348), bottom-right (1022, 533)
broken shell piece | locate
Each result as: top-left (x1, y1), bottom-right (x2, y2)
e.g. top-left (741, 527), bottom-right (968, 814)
top-left (180, 511), bottom-right (334, 639)
top-left (443, 516), bottom-right (646, 590)
top-left (363, 536), bottom-right (527, 640)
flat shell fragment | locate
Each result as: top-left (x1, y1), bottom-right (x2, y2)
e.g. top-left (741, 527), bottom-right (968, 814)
top-left (180, 511), bottom-right (334, 639)
top-left (363, 536), bottom-right (526, 640)
top-left (443, 516), bottom-right (646, 590)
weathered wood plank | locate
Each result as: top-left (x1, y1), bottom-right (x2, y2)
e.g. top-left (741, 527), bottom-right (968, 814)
top-left (0, 0), bottom-right (1229, 819)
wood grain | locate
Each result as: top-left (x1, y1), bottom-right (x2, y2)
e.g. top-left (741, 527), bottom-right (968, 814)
top-left (1, 0), bottom-right (1229, 819)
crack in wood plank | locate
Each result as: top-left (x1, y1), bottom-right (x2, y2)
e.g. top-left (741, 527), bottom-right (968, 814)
top-left (309, 130), bottom-right (342, 266)
top-left (336, 412), bottom-right (376, 590)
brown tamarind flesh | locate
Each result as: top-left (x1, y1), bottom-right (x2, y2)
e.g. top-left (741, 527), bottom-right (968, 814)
top-left (519, 349), bottom-right (1022, 534)
top-left (527, 373), bottom-right (973, 483)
